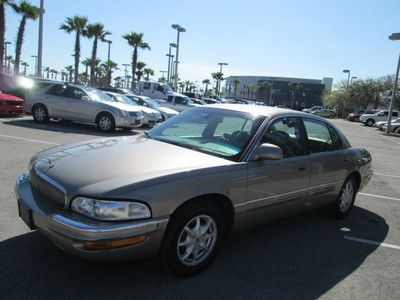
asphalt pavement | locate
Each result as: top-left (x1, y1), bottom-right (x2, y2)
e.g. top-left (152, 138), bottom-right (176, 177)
top-left (0, 116), bottom-right (399, 299)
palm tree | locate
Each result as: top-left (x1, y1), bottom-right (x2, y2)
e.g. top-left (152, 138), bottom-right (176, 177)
top-left (86, 22), bottom-right (110, 86)
top-left (6, 55), bottom-right (12, 73)
top-left (81, 57), bottom-right (91, 83)
top-left (233, 78), bottom-right (240, 99)
top-left (65, 65), bottom-right (74, 82)
top-left (178, 81), bottom-right (185, 93)
top-left (102, 59), bottom-right (118, 86)
top-left (202, 79), bottom-right (211, 96)
top-left (43, 66), bottom-right (50, 78)
top-left (122, 32), bottom-right (150, 89)
top-left (288, 81), bottom-right (302, 109)
top-left (114, 76), bottom-right (122, 88)
top-left (50, 69), bottom-right (58, 79)
top-left (211, 72), bottom-right (224, 95)
top-left (60, 15), bottom-right (88, 84)
top-left (0, 0), bottom-right (13, 73)
top-left (10, 1), bottom-right (39, 74)
top-left (60, 70), bottom-right (67, 81)
top-left (20, 61), bottom-right (28, 75)
top-left (257, 81), bottom-right (272, 104)
top-left (249, 84), bottom-right (258, 99)
top-left (143, 67), bottom-right (154, 81)
top-left (135, 61), bottom-right (146, 82)
top-left (158, 77), bottom-right (166, 83)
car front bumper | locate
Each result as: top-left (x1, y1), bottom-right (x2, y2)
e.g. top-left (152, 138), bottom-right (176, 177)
top-left (115, 116), bottom-right (143, 128)
top-left (15, 173), bottom-right (169, 262)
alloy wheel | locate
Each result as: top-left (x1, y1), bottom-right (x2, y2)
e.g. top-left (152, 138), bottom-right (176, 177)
top-left (34, 108), bottom-right (46, 121)
top-left (99, 116), bottom-right (112, 131)
top-left (339, 181), bottom-right (354, 212)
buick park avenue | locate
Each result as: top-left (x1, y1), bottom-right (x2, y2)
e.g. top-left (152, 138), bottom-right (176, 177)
top-left (15, 105), bottom-right (372, 276)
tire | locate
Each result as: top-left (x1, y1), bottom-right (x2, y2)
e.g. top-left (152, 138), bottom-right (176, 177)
top-left (96, 113), bottom-right (115, 132)
top-left (159, 201), bottom-right (225, 277)
top-left (32, 104), bottom-right (49, 123)
top-left (331, 176), bottom-right (357, 218)
top-left (366, 119), bottom-right (375, 127)
top-left (395, 127), bottom-right (400, 134)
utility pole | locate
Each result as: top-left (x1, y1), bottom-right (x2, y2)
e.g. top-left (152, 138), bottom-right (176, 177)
top-left (37, 0), bottom-right (44, 77)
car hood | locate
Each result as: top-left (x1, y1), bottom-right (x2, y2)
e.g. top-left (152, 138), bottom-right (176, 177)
top-left (31, 135), bottom-right (235, 198)
top-left (137, 106), bottom-right (161, 115)
top-left (154, 106), bottom-right (178, 115)
top-left (102, 101), bottom-right (142, 112)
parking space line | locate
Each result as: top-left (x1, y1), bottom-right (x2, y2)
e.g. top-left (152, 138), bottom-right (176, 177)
top-left (0, 134), bottom-right (59, 145)
top-left (359, 192), bottom-right (400, 202)
top-left (344, 235), bottom-right (400, 250)
top-left (374, 173), bottom-right (400, 179)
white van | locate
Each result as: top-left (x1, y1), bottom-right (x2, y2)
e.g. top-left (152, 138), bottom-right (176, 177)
top-left (138, 80), bottom-right (174, 99)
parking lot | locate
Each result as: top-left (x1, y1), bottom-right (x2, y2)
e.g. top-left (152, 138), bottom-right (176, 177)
top-left (0, 116), bottom-right (399, 299)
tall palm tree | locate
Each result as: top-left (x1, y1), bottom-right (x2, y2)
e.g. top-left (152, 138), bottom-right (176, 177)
top-left (86, 22), bottom-right (110, 86)
top-left (65, 65), bottom-right (74, 82)
top-left (178, 81), bottom-right (185, 93)
top-left (50, 69), bottom-right (58, 79)
top-left (10, 1), bottom-right (39, 74)
top-left (288, 81), bottom-right (302, 109)
top-left (81, 57), bottom-right (91, 83)
top-left (143, 67), bottom-right (154, 81)
top-left (233, 78), bottom-right (241, 99)
top-left (43, 66), bottom-right (50, 78)
top-left (257, 81), bottom-right (271, 104)
top-left (102, 59), bottom-right (118, 86)
top-left (202, 79), bottom-right (211, 96)
top-left (114, 76), bottom-right (122, 88)
top-left (0, 0), bottom-right (12, 73)
top-left (20, 61), bottom-right (28, 75)
top-left (60, 70), bottom-right (67, 81)
top-left (60, 15), bottom-right (88, 84)
top-left (135, 61), bottom-right (146, 82)
top-left (122, 32), bottom-right (150, 89)
top-left (211, 72), bottom-right (224, 95)
top-left (183, 80), bottom-right (192, 92)
top-left (249, 84), bottom-right (257, 99)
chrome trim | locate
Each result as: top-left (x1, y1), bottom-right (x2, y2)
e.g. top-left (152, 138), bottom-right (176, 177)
top-left (234, 181), bottom-right (342, 208)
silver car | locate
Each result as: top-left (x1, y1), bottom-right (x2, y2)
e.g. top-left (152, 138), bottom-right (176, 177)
top-left (15, 105), bottom-right (372, 276)
top-left (125, 94), bottom-right (179, 121)
top-left (24, 83), bottom-right (144, 131)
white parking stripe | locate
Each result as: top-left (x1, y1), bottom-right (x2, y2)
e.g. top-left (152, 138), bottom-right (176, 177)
top-left (344, 235), bottom-right (400, 250)
top-left (359, 192), bottom-right (400, 202)
top-left (374, 173), bottom-right (400, 179)
top-left (0, 134), bottom-right (59, 145)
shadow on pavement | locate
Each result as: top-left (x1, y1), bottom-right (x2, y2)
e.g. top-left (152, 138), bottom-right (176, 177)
top-left (1, 118), bottom-right (142, 137)
top-left (0, 206), bottom-right (388, 299)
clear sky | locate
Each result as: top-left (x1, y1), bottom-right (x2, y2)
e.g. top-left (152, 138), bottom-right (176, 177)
top-left (4, 0), bottom-right (400, 86)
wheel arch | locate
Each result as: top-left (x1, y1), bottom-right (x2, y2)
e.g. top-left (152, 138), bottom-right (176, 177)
top-left (347, 171), bottom-right (361, 192)
top-left (95, 110), bottom-right (116, 123)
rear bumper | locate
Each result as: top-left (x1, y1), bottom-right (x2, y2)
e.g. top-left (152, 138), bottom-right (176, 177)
top-left (15, 173), bottom-right (169, 262)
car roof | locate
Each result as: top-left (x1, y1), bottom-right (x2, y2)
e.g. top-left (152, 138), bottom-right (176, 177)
top-left (206, 104), bottom-right (311, 117)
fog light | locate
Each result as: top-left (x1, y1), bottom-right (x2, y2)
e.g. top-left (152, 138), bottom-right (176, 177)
top-left (83, 235), bottom-right (148, 250)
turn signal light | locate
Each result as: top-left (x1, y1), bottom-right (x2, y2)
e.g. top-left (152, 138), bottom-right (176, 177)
top-left (83, 235), bottom-right (148, 250)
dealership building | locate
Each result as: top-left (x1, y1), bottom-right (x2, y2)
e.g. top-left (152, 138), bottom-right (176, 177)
top-left (224, 75), bottom-right (333, 109)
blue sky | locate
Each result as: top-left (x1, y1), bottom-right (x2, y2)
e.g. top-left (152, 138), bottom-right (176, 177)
top-left (4, 0), bottom-right (400, 86)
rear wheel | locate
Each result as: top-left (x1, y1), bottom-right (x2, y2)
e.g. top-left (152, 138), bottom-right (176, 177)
top-left (32, 104), bottom-right (49, 123)
top-left (331, 176), bottom-right (357, 218)
top-left (96, 113), bottom-right (115, 132)
top-left (160, 201), bottom-right (224, 277)
top-left (366, 119), bottom-right (375, 127)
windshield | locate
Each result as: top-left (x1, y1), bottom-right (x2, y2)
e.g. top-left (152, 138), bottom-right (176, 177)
top-left (86, 89), bottom-right (114, 102)
top-left (114, 94), bottom-right (139, 106)
top-left (148, 107), bottom-right (264, 161)
top-left (145, 98), bottom-right (161, 107)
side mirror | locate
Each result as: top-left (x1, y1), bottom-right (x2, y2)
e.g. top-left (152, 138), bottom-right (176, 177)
top-left (252, 143), bottom-right (283, 161)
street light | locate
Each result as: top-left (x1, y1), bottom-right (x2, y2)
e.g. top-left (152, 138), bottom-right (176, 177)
top-left (386, 32), bottom-right (400, 134)
top-left (105, 39), bottom-right (112, 86)
top-left (351, 76), bottom-right (357, 83)
top-left (4, 41), bottom-right (11, 72)
top-left (166, 43), bottom-right (176, 85)
top-left (217, 62), bottom-right (228, 94)
top-left (122, 63), bottom-right (130, 89)
top-left (37, 0), bottom-right (44, 77)
top-left (160, 70), bottom-right (167, 80)
top-left (172, 24), bottom-right (186, 91)
top-left (31, 55), bottom-right (38, 76)
top-left (343, 69), bottom-right (351, 117)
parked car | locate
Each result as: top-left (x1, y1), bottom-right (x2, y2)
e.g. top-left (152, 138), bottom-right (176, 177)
top-left (191, 98), bottom-right (207, 105)
top-left (203, 97), bottom-right (220, 104)
top-left (156, 94), bottom-right (199, 112)
top-left (347, 110), bottom-right (377, 122)
top-left (312, 108), bottom-right (336, 118)
top-left (105, 92), bottom-right (162, 127)
top-left (98, 87), bottom-right (133, 94)
top-left (0, 92), bottom-right (24, 116)
top-left (182, 92), bottom-right (202, 99)
top-left (359, 110), bottom-right (399, 127)
top-left (24, 83), bottom-right (143, 131)
top-left (137, 80), bottom-right (174, 99)
top-left (302, 106), bottom-right (323, 113)
top-left (16, 105), bottom-right (372, 276)
top-left (125, 94), bottom-right (178, 121)
top-left (381, 118), bottom-right (400, 132)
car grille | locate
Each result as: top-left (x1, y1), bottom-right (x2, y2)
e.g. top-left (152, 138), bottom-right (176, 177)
top-left (29, 168), bottom-right (66, 208)
top-left (0, 100), bottom-right (22, 106)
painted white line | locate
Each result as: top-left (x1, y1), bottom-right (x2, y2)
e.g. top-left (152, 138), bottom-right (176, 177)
top-left (0, 134), bottom-right (59, 145)
top-left (344, 235), bottom-right (400, 250)
top-left (374, 173), bottom-right (400, 179)
top-left (359, 192), bottom-right (400, 202)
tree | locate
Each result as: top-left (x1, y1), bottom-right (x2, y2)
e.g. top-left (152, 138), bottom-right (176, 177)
top-left (202, 79), bottom-right (211, 96)
top-left (114, 76), bottom-right (122, 87)
top-left (158, 77), bottom-right (166, 83)
top-left (102, 59), bottom-right (118, 86)
top-left (249, 84), bottom-right (257, 99)
top-left (86, 22), bottom-right (110, 86)
top-left (60, 70), bottom-right (67, 81)
top-left (65, 65), bottom-right (74, 82)
top-left (122, 32), bottom-right (150, 89)
top-left (233, 78), bottom-right (241, 99)
top-left (258, 81), bottom-right (271, 104)
top-left (211, 72), bottom-right (224, 95)
top-left (143, 67), bottom-right (154, 80)
top-left (0, 0), bottom-right (13, 73)
top-left (20, 61), bottom-right (28, 75)
top-left (43, 66), bottom-right (50, 78)
top-left (178, 81), bottom-right (184, 93)
top-left (60, 15), bottom-right (88, 84)
top-left (288, 81), bottom-right (302, 109)
top-left (135, 61), bottom-right (146, 82)
top-left (81, 57), bottom-right (91, 84)
top-left (10, 0), bottom-right (39, 74)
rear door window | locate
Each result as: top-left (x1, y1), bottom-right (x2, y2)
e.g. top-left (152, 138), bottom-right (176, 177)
top-left (303, 119), bottom-right (340, 153)
top-left (46, 84), bottom-right (67, 96)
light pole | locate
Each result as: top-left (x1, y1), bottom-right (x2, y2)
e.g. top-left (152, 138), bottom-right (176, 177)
top-left (37, 0), bottom-right (44, 77)
top-left (386, 32), bottom-right (400, 134)
top-left (31, 55), bottom-right (38, 76)
top-left (122, 63), bottom-right (130, 89)
top-left (172, 24), bottom-right (186, 91)
top-left (105, 39), bottom-right (112, 86)
top-left (217, 62), bottom-right (228, 94)
top-left (166, 43), bottom-right (176, 85)
top-left (351, 76), bottom-right (357, 83)
top-left (160, 70), bottom-right (167, 81)
top-left (343, 69), bottom-right (350, 117)
top-left (4, 41), bottom-right (11, 72)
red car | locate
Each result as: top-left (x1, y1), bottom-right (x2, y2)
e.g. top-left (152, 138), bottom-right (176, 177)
top-left (347, 110), bottom-right (377, 122)
top-left (0, 92), bottom-right (24, 116)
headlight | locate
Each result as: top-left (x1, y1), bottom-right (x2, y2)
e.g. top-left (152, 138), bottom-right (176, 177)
top-left (119, 110), bottom-right (128, 117)
top-left (129, 111), bottom-right (143, 118)
top-left (71, 197), bottom-right (151, 221)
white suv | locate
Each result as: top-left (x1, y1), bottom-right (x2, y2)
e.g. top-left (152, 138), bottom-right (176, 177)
top-left (302, 106), bottom-right (323, 113)
top-left (359, 110), bottom-right (399, 127)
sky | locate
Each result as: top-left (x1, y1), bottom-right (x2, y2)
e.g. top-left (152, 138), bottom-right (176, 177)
top-left (4, 0), bottom-right (400, 87)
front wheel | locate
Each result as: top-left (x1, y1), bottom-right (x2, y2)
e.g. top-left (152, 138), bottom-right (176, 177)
top-left (366, 119), bottom-right (375, 127)
top-left (32, 104), bottom-right (49, 123)
top-left (160, 201), bottom-right (224, 277)
top-left (96, 113), bottom-right (115, 132)
top-left (331, 176), bottom-right (357, 218)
